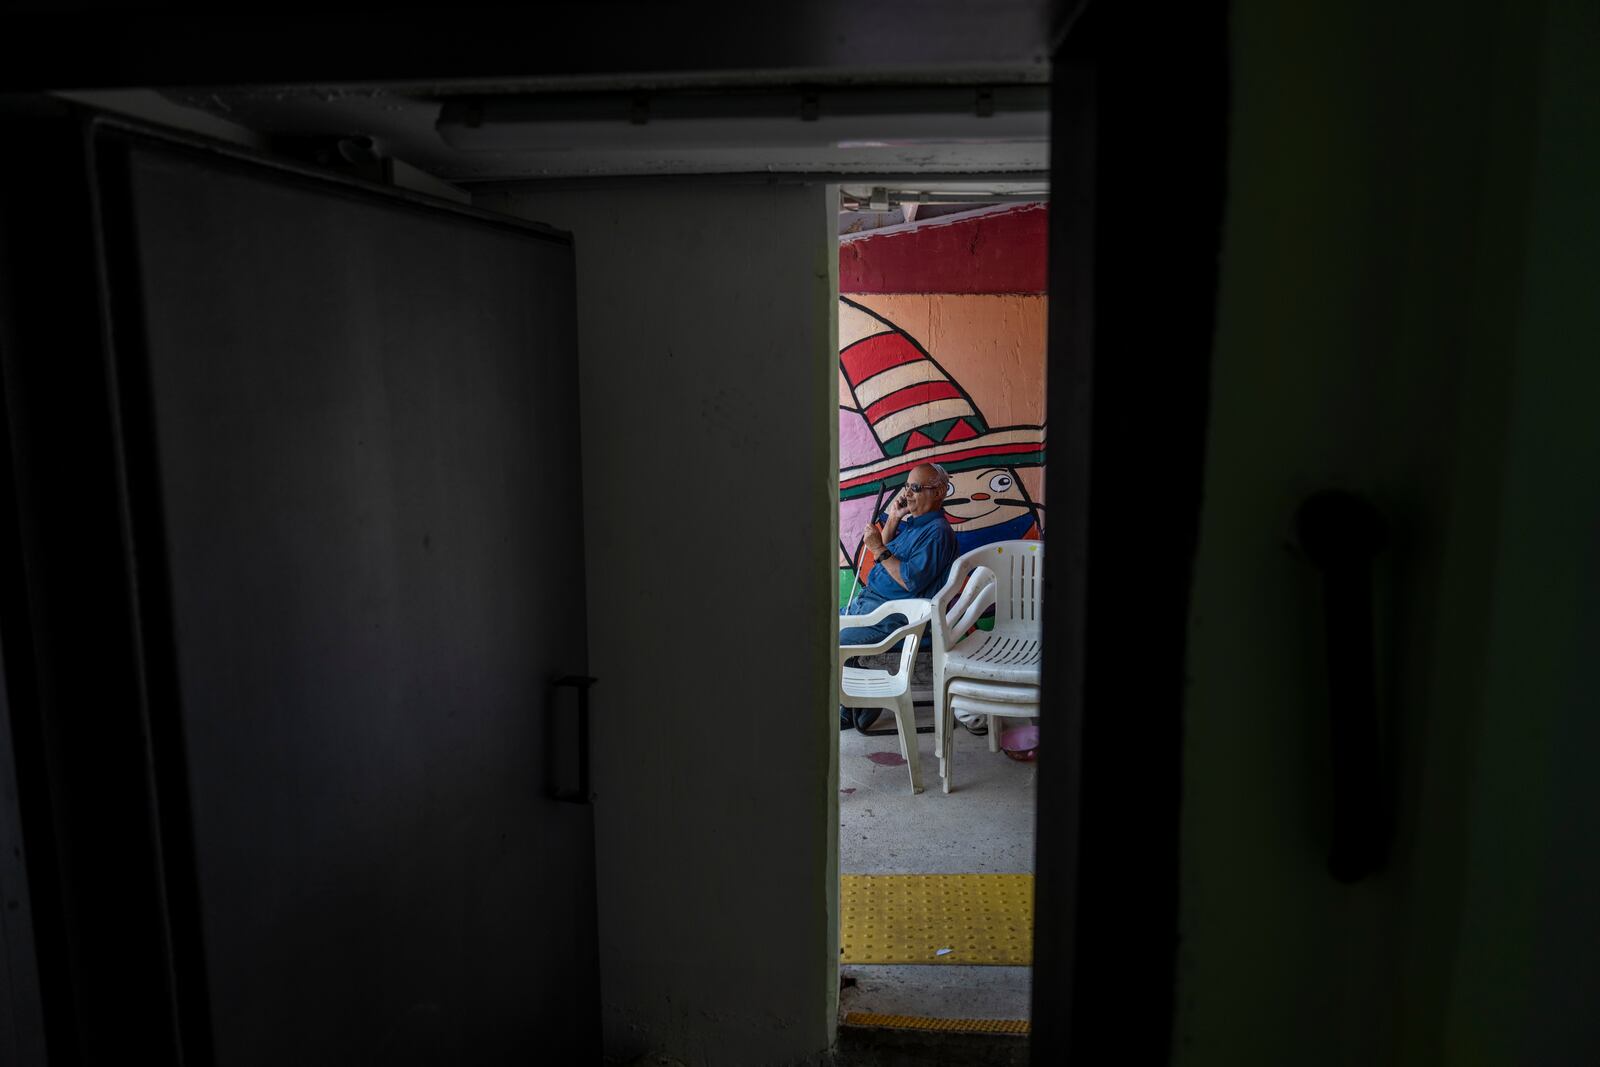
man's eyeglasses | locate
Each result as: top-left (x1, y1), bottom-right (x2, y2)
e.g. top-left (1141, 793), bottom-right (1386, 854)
top-left (902, 483), bottom-right (940, 494)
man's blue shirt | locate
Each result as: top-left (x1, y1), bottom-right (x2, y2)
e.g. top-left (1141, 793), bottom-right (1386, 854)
top-left (864, 509), bottom-right (959, 602)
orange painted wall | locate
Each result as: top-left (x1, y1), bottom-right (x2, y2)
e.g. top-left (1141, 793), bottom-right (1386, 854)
top-left (847, 293), bottom-right (1048, 508)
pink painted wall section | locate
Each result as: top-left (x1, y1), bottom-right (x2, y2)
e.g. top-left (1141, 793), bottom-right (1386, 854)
top-left (839, 203), bottom-right (1049, 295)
top-left (838, 204), bottom-right (1048, 589)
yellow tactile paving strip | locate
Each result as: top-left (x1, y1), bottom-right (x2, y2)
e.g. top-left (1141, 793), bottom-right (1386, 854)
top-left (843, 1012), bottom-right (1030, 1035)
top-left (839, 873), bottom-right (1033, 965)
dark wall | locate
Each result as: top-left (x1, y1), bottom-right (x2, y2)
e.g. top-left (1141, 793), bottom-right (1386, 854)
top-left (1173, 0), bottom-right (1600, 1062)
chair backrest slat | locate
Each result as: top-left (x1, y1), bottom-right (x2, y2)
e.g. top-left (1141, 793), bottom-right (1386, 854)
top-left (992, 542), bottom-right (1043, 633)
top-left (932, 540), bottom-right (1044, 650)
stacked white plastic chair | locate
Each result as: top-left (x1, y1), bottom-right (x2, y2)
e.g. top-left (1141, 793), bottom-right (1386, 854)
top-left (838, 598), bottom-right (936, 795)
top-left (928, 541), bottom-right (1044, 792)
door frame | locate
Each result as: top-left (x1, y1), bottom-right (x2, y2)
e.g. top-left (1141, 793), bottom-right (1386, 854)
top-left (1031, 3), bottom-right (1229, 1062)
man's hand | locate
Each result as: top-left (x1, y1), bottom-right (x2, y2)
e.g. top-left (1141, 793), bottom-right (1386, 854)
top-left (887, 490), bottom-right (911, 521)
top-left (864, 522), bottom-right (908, 589)
top-left (863, 524), bottom-right (886, 555)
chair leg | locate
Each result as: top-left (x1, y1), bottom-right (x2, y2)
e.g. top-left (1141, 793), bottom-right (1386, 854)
top-left (893, 704), bottom-right (911, 760)
top-left (932, 679), bottom-right (947, 779)
top-left (934, 694), bottom-right (947, 793)
top-left (989, 714), bottom-right (1000, 753)
top-left (934, 716), bottom-right (947, 793)
top-left (894, 698), bottom-right (923, 794)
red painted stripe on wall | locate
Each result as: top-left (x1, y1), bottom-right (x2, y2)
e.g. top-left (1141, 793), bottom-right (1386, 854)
top-left (862, 381), bottom-right (963, 424)
top-left (840, 331), bottom-right (922, 386)
top-left (840, 204), bottom-right (1048, 295)
top-left (841, 441), bottom-right (1045, 490)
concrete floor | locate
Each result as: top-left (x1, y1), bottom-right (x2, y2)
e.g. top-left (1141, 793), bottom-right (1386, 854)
top-left (838, 700), bottom-right (1036, 1025)
top-left (833, 1026), bottom-right (1029, 1067)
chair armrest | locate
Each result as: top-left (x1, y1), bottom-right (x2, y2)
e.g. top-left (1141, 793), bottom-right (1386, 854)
top-left (930, 565), bottom-right (996, 650)
top-left (947, 570), bottom-right (997, 638)
top-left (838, 598), bottom-right (933, 632)
top-left (840, 633), bottom-right (918, 661)
top-left (839, 599), bottom-right (934, 660)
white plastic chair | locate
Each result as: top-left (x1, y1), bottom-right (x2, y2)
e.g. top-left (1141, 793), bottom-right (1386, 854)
top-left (948, 679), bottom-right (1040, 754)
top-left (839, 598), bottom-right (935, 795)
top-left (930, 541), bottom-right (1044, 791)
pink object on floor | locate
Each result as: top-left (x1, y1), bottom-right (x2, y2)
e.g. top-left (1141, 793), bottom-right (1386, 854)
top-left (867, 751), bottom-right (908, 767)
top-left (1000, 724), bottom-right (1039, 761)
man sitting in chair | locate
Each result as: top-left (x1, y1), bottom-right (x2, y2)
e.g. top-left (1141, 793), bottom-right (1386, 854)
top-left (840, 462), bottom-right (959, 732)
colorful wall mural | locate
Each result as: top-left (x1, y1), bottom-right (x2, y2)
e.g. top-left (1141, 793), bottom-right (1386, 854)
top-left (839, 204), bottom-right (1048, 604)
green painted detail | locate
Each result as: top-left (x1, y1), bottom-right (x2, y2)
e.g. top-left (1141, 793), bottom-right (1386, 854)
top-left (925, 417), bottom-right (961, 442)
top-left (839, 568), bottom-right (857, 609)
top-left (882, 431), bottom-right (912, 457)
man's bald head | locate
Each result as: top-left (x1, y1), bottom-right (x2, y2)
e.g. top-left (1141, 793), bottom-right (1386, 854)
top-left (899, 463), bottom-right (951, 516)
top-left (912, 463), bottom-right (951, 492)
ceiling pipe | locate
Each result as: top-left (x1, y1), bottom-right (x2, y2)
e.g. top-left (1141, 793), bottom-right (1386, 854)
top-left (839, 190), bottom-right (1049, 209)
top-left (435, 85), bottom-right (1049, 151)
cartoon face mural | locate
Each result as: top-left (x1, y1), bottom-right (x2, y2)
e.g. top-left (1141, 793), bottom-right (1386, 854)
top-left (838, 294), bottom-right (1046, 599)
top-left (943, 467), bottom-right (1041, 542)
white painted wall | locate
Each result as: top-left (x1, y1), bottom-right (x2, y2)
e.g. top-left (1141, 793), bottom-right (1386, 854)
top-left (476, 185), bottom-right (840, 1066)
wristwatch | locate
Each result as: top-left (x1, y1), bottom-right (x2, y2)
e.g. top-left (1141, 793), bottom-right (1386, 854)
top-left (877, 547), bottom-right (895, 562)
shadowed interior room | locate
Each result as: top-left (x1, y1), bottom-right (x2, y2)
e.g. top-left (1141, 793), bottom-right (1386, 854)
top-left (1, 2), bottom-right (1598, 1065)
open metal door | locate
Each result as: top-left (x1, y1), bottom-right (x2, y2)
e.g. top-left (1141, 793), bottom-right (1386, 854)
top-left (0, 114), bottom-right (599, 1064)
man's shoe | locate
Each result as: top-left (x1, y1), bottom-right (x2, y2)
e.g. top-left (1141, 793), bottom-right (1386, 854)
top-left (853, 707), bottom-right (883, 733)
top-left (840, 707), bottom-right (854, 730)
top-left (958, 716), bottom-right (989, 737)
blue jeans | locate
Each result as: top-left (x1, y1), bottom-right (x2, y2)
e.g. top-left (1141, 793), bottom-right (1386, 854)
top-left (839, 591), bottom-right (915, 652)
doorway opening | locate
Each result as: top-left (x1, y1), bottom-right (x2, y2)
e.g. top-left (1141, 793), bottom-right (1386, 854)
top-left (28, 74), bottom-right (1060, 1066)
top-left (833, 185), bottom-right (1047, 1038)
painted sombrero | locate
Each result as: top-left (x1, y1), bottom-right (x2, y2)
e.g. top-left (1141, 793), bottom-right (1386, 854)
top-left (838, 297), bottom-right (1046, 501)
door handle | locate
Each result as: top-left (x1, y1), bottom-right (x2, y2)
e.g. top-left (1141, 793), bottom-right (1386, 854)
top-left (1295, 491), bottom-right (1387, 882)
top-left (551, 675), bottom-right (597, 804)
